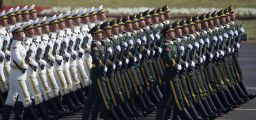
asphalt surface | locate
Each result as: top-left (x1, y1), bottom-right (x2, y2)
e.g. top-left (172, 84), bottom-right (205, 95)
top-left (1, 42), bottom-right (256, 120)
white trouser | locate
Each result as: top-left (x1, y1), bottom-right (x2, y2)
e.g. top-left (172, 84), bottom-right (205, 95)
top-left (77, 58), bottom-right (89, 88)
top-left (5, 69), bottom-right (31, 107)
top-left (63, 61), bottom-right (74, 92)
top-left (27, 67), bottom-right (43, 105)
top-left (70, 59), bottom-right (81, 91)
top-left (54, 63), bottom-right (68, 95)
top-left (83, 54), bottom-right (92, 86)
top-left (37, 68), bottom-right (53, 100)
top-left (46, 65), bottom-right (60, 97)
top-left (0, 64), bottom-right (8, 93)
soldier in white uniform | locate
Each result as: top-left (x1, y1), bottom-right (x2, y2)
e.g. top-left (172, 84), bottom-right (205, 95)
top-left (2, 25), bottom-right (32, 120)
top-left (43, 15), bottom-right (70, 117)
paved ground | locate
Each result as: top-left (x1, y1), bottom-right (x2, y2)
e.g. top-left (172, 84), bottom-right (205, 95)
top-left (1, 42), bottom-right (255, 120)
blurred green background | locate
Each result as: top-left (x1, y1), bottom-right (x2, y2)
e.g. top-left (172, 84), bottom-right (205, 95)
top-left (2, 0), bottom-right (256, 40)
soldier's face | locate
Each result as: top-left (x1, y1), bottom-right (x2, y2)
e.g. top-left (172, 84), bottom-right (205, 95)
top-left (226, 16), bottom-right (231, 23)
top-left (42, 24), bottom-right (50, 33)
top-left (15, 31), bottom-right (26, 40)
top-left (30, 12), bottom-right (37, 20)
top-left (8, 15), bottom-right (17, 25)
top-left (0, 18), bottom-right (8, 26)
top-left (208, 19), bottom-right (215, 28)
top-left (195, 22), bottom-right (202, 31)
top-left (59, 21), bottom-right (66, 29)
top-left (138, 20), bottom-right (146, 27)
top-left (112, 26), bottom-right (119, 34)
top-left (132, 21), bottom-right (139, 30)
top-left (98, 13), bottom-right (106, 21)
top-left (214, 18), bottom-right (220, 26)
top-left (159, 14), bottom-right (165, 21)
top-left (220, 17), bottom-right (227, 25)
top-left (202, 21), bottom-right (209, 29)
top-left (105, 28), bottom-right (113, 37)
top-left (16, 14), bottom-right (23, 22)
top-left (92, 14), bottom-right (98, 22)
top-left (182, 26), bottom-right (190, 35)
top-left (175, 28), bottom-right (183, 37)
top-left (145, 17), bottom-right (152, 25)
top-left (153, 16), bottom-right (160, 23)
top-left (74, 17), bottom-right (81, 25)
top-left (126, 23), bottom-right (133, 31)
top-left (168, 31), bottom-right (176, 39)
top-left (230, 14), bottom-right (236, 21)
top-left (164, 12), bottom-right (171, 19)
top-left (188, 24), bottom-right (196, 34)
top-left (94, 32), bottom-right (103, 40)
top-left (119, 25), bottom-right (125, 32)
top-left (22, 13), bottom-right (30, 21)
top-left (25, 28), bottom-right (36, 36)
top-left (50, 23), bottom-right (59, 31)
top-left (35, 26), bottom-right (43, 35)
top-left (65, 19), bottom-right (73, 28)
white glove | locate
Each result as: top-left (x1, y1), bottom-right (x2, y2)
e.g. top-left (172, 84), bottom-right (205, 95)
top-left (125, 58), bottom-right (129, 64)
top-left (210, 53), bottom-right (213, 59)
top-left (213, 36), bottom-right (218, 42)
top-left (220, 50), bottom-right (225, 56)
top-left (142, 36), bottom-right (147, 42)
top-left (234, 30), bottom-right (238, 36)
top-left (104, 66), bottom-right (108, 72)
top-left (152, 50), bottom-right (155, 55)
top-left (177, 64), bottom-right (182, 71)
top-left (232, 48), bottom-right (235, 53)
top-left (194, 42), bottom-right (199, 48)
top-left (158, 47), bottom-right (162, 53)
top-left (184, 62), bottom-right (188, 68)
top-left (203, 55), bottom-right (206, 61)
top-left (39, 59), bottom-right (47, 66)
top-left (190, 61), bottom-right (195, 67)
top-left (23, 64), bottom-right (29, 69)
top-left (107, 47), bottom-right (113, 54)
top-left (200, 58), bottom-right (203, 63)
top-left (134, 57), bottom-right (137, 62)
top-left (112, 64), bottom-right (116, 70)
top-left (150, 34), bottom-right (155, 40)
top-left (138, 54), bottom-right (142, 59)
top-left (216, 52), bottom-right (220, 58)
top-left (116, 45), bottom-right (121, 52)
top-left (199, 39), bottom-right (204, 45)
top-left (136, 39), bottom-right (141, 45)
top-left (229, 30), bottom-right (234, 36)
top-left (147, 49), bottom-right (150, 55)
top-left (155, 33), bottom-right (161, 40)
top-left (228, 47), bottom-right (231, 53)
top-left (188, 44), bottom-right (193, 50)
top-left (179, 46), bottom-right (185, 51)
top-left (128, 39), bottom-right (133, 45)
top-left (223, 33), bottom-right (228, 39)
top-left (119, 61), bottom-right (122, 66)
top-left (236, 43), bottom-right (240, 49)
top-left (239, 27), bottom-right (245, 33)
top-left (218, 35), bottom-right (223, 41)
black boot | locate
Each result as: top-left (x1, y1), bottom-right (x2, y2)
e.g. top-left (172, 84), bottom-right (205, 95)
top-left (211, 93), bottom-right (228, 113)
top-left (70, 91), bottom-right (84, 109)
top-left (195, 100), bottom-right (210, 119)
top-left (23, 105), bottom-right (38, 120)
top-left (47, 98), bottom-right (69, 117)
top-left (36, 102), bottom-right (56, 120)
top-left (63, 94), bottom-right (80, 112)
top-left (187, 105), bottom-right (203, 120)
top-left (2, 105), bottom-right (13, 120)
top-left (179, 108), bottom-right (193, 120)
top-left (14, 101), bottom-right (24, 120)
